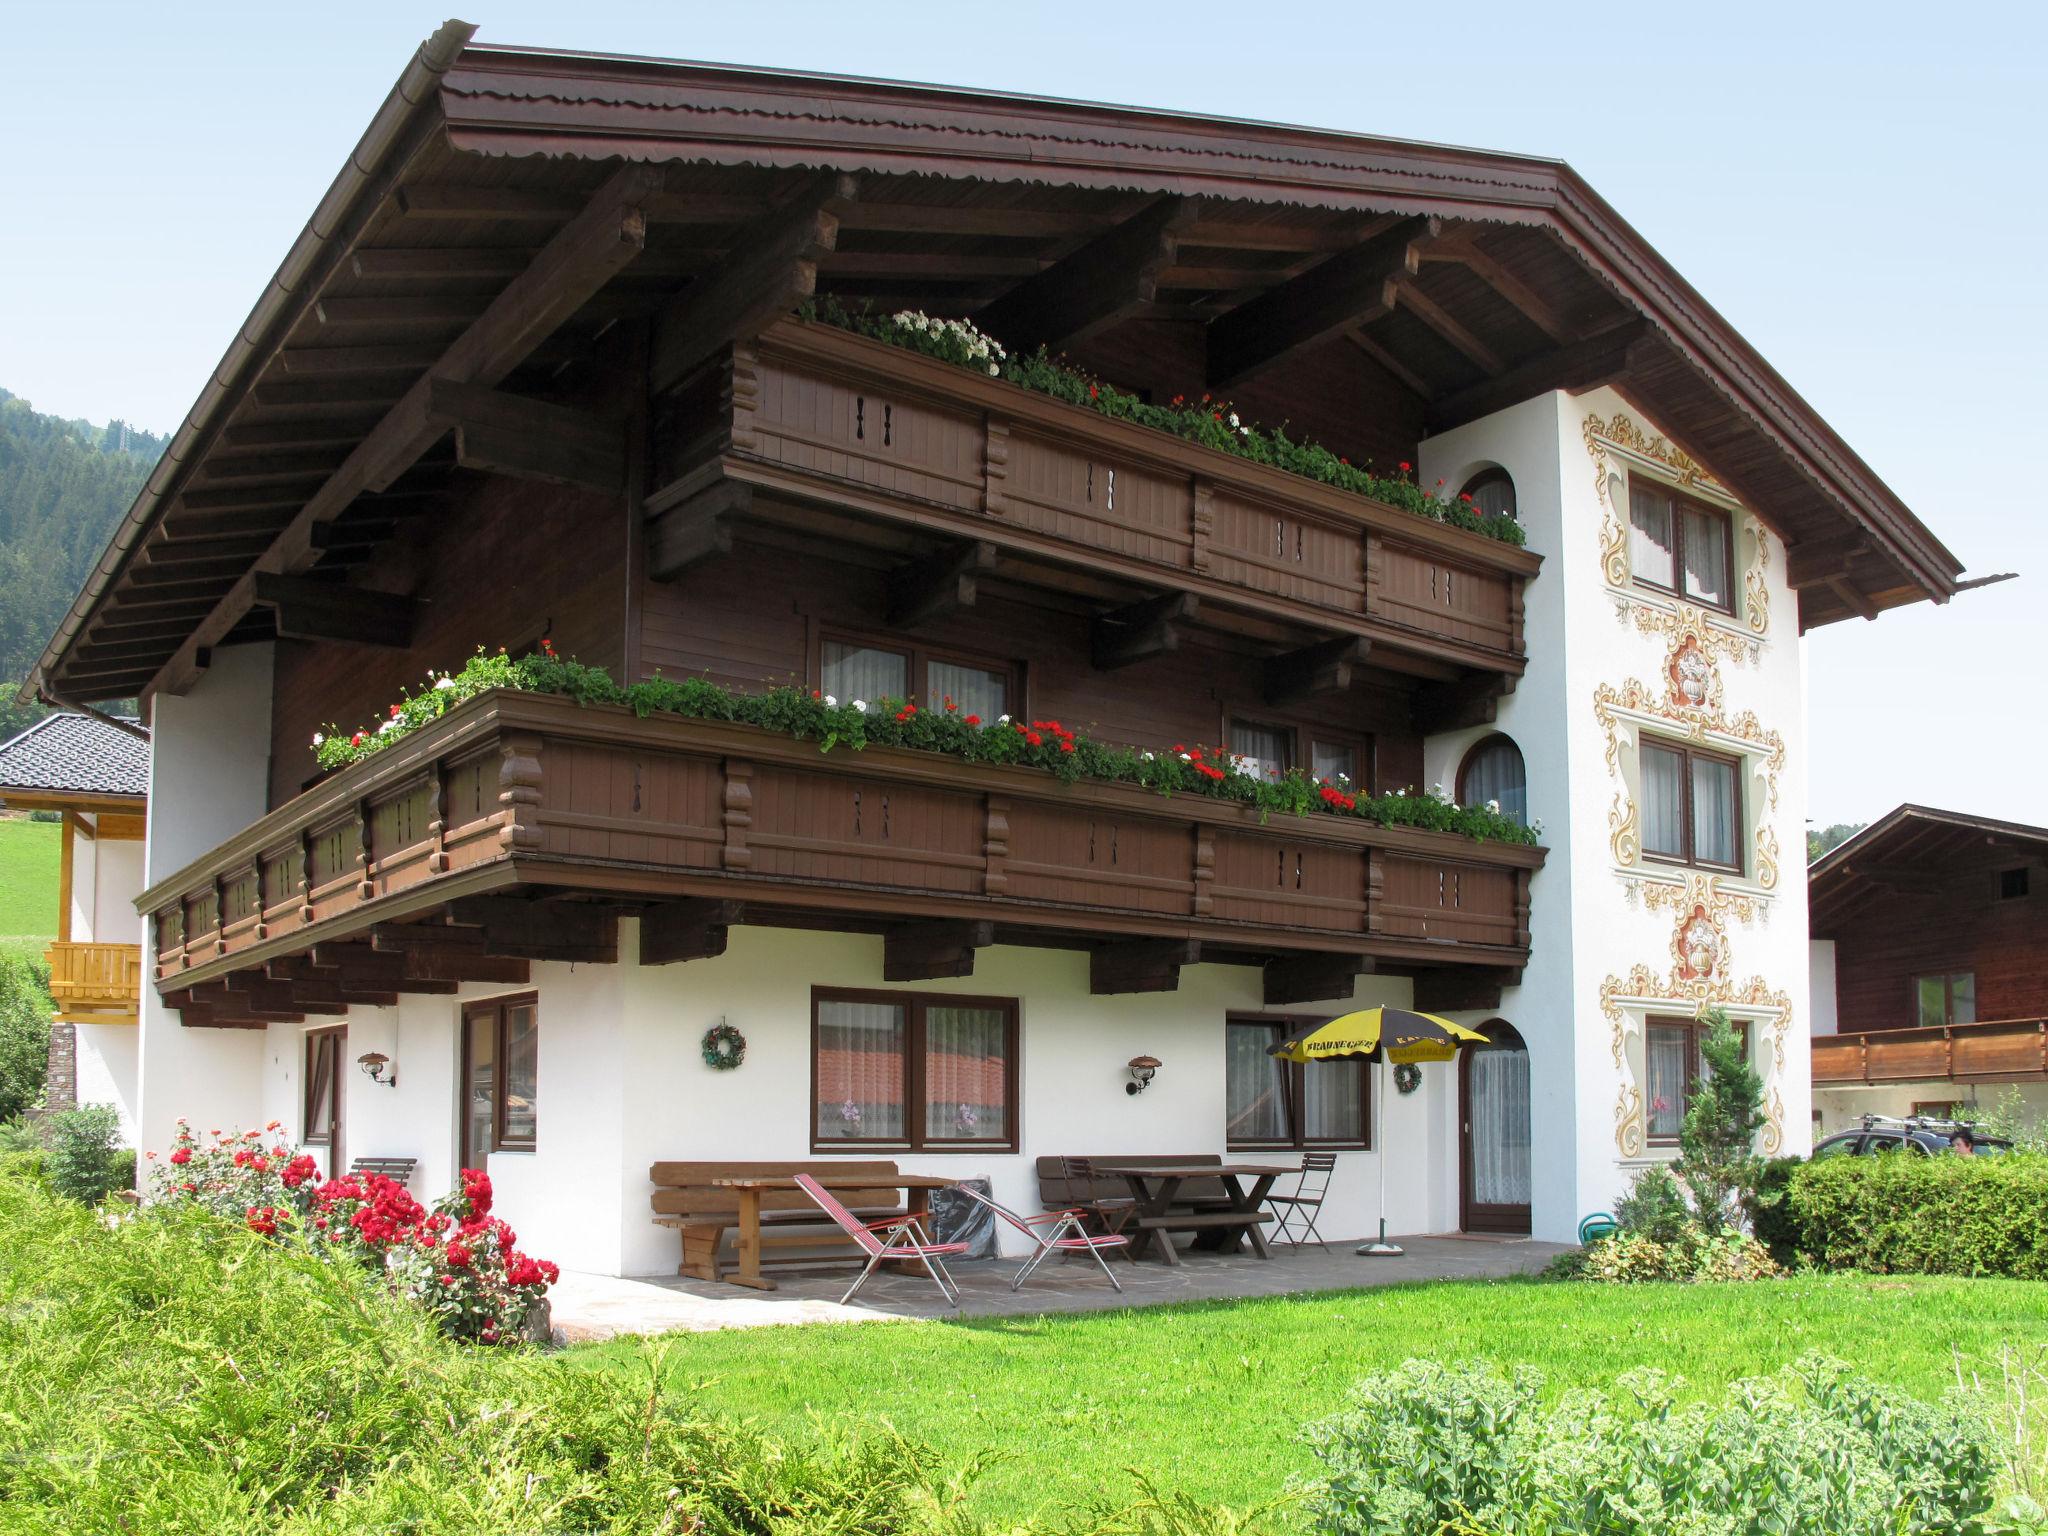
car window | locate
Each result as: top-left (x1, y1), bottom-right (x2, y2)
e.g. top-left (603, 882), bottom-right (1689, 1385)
top-left (1813, 1135), bottom-right (1861, 1158)
top-left (1864, 1134), bottom-right (1908, 1155)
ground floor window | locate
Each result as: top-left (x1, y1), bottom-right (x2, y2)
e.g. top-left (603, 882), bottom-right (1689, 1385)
top-left (1224, 1015), bottom-right (1369, 1150)
top-left (1914, 972), bottom-right (1975, 1027)
top-left (304, 1026), bottom-right (345, 1160)
top-left (1645, 1014), bottom-right (1749, 1145)
top-left (461, 993), bottom-right (538, 1166)
top-left (812, 988), bottom-right (1018, 1152)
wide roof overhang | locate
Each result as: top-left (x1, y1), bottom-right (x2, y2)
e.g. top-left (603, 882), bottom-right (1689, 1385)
top-left (1809, 804), bottom-right (2048, 937)
top-left (29, 22), bottom-right (1967, 706)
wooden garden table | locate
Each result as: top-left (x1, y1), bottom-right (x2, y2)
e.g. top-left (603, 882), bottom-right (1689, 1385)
top-left (1093, 1162), bottom-right (1296, 1264)
top-left (710, 1174), bottom-right (956, 1291)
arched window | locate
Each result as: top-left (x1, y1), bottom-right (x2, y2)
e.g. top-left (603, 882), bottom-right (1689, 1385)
top-left (1460, 468), bottom-right (1517, 521)
top-left (1459, 733), bottom-right (1527, 824)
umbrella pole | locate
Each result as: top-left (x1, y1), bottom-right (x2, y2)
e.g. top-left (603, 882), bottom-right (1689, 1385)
top-left (1357, 1051), bottom-right (1404, 1257)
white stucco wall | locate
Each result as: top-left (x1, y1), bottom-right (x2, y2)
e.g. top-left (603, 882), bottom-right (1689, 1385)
top-left (1809, 941), bottom-right (1838, 1036)
top-left (91, 835), bottom-right (145, 943)
top-left (1420, 387), bottom-right (1811, 1235)
top-left (134, 644), bottom-right (276, 1165)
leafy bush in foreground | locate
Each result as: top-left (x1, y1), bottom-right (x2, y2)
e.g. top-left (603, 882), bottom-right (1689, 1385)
top-left (1789, 1150), bottom-right (2048, 1278)
top-left (0, 944), bottom-right (52, 1122)
top-left (43, 1100), bottom-right (128, 1203)
top-left (0, 1171), bottom-right (989, 1534)
top-left (1304, 1355), bottom-right (2000, 1536)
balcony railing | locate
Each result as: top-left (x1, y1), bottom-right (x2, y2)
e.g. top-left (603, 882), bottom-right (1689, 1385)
top-left (650, 320), bottom-right (1539, 677)
top-left (140, 689), bottom-right (1545, 995)
top-left (45, 941), bottom-right (144, 1025)
top-left (1811, 1018), bottom-right (2048, 1086)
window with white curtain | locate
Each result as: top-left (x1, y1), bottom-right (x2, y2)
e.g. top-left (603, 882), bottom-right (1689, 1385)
top-left (1466, 1037), bottom-right (1531, 1209)
top-left (1225, 1016), bottom-right (1369, 1150)
top-left (820, 640), bottom-right (909, 705)
top-left (1312, 739), bottom-right (1362, 788)
top-left (1228, 719), bottom-right (1292, 782)
top-left (819, 633), bottom-right (1017, 721)
top-left (1628, 482), bottom-right (1734, 612)
top-left (1640, 739), bottom-right (1742, 872)
top-left (928, 659), bottom-right (1007, 722)
top-left (1645, 1015), bottom-right (1751, 1145)
top-left (813, 990), bottom-right (1016, 1151)
top-left (1458, 735), bottom-right (1527, 824)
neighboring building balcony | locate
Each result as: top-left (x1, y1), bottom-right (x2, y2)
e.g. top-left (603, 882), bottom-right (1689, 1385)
top-left (139, 689), bottom-right (1545, 1027)
top-left (45, 940), bottom-right (144, 1026)
top-left (1812, 1018), bottom-right (2048, 1086)
top-left (650, 320), bottom-right (1539, 694)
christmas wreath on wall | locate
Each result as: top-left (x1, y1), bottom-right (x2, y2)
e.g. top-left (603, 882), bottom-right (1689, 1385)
top-left (701, 1022), bottom-right (746, 1071)
top-left (1393, 1062), bottom-right (1423, 1096)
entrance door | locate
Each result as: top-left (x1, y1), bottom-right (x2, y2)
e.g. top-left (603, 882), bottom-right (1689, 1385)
top-left (305, 1026), bottom-right (346, 1177)
top-left (1460, 1020), bottom-right (1531, 1234)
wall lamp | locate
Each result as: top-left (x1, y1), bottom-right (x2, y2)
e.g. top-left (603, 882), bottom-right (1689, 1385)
top-left (1126, 1055), bottom-right (1161, 1096)
top-left (357, 1051), bottom-right (396, 1088)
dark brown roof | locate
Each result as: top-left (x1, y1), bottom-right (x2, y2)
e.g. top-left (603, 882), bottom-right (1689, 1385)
top-left (1809, 804), bottom-right (2048, 938)
top-left (28, 24), bottom-right (1967, 705)
top-left (0, 712), bottom-right (149, 801)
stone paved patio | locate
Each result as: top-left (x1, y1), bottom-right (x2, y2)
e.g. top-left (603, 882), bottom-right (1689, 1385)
top-left (552, 1232), bottom-right (1570, 1340)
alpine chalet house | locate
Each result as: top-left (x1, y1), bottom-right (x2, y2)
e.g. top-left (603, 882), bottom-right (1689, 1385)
top-left (23, 26), bottom-right (1966, 1270)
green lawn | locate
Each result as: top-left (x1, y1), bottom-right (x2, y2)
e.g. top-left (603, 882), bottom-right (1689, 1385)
top-left (0, 817), bottom-right (59, 940)
top-left (575, 1274), bottom-right (2048, 1520)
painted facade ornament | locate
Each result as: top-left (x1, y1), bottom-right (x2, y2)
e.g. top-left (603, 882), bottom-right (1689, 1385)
top-left (1742, 515), bottom-right (1773, 637)
top-left (1762, 1086), bottom-right (1787, 1157)
top-left (1631, 869), bottom-right (1761, 931)
top-left (1668, 632), bottom-right (1714, 710)
top-left (1615, 1083), bottom-right (1644, 1157)
top-left (1675, 905), bottom-right (1723, 981)
top-left (1608, 792), bottom-right (1640, 867)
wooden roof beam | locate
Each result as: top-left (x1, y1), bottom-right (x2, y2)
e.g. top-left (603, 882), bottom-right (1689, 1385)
top-left (885, 540), bottom-right (999, 631)
top-left (1422, 238), bottom-right (1572, 343)
top-left (1425, 321), bottom-right (1648, 433)
top-left (151, 164), bottom-right (659, 697)
top-left (251, 574), bottom-right (417, 646)
top-left (1825, 573), bottom-right (1879, 621)
top-left (1788, 533), bottom-right (1870, 590)
top-left (432, 379), bottom-right (627, 495)
top-left (1263, 637), bottom-right (1370, 708)
top-left (651, 174), bottom-right (855, 392)
top-left (1393, 279), bottom-right (1506, 375)
top-left (973, 196), bottom-right (1194, 354)
top-left (1091, 592), bottom-right (1198, 671)
top-left (1206, 216), bottom-right (1439, 389)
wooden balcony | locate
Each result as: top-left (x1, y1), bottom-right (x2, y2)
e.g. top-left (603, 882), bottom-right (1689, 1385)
top-left (139, 689), bottom-right (1545, 1025)
top-left (1811, 1019), bottom-right (2048, 1086)
top-left (649, 319), bottom-right (1538, 684)
top-left (45, 941), bottom-right (144, 1026)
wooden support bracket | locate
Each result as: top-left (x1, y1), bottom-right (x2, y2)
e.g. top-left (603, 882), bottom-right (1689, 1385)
top-left (884, 920), bottom-right (995, 982)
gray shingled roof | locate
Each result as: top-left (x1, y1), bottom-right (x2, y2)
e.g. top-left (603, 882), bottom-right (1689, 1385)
top-left (0, 713), bottom-right (149, 800)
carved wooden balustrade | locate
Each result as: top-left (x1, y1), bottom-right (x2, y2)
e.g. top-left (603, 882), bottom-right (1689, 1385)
top-left (140, 690), bottom-right (1545, 1019)
top-left (649, 320), bottom-right (1539, 680)
top-left (1811, 1018), bottom-right (2048, 1086)
top-left (44, 941), bottom-right (144, 1025)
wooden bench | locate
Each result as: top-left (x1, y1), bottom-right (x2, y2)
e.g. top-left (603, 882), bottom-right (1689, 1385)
top-left (650, 1160), bottom-right (907, 1283)
top-left (348, 1156), bottom-right (418, 1188)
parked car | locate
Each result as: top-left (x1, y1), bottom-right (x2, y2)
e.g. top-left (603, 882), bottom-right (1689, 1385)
top-left (1812, 1115), bottom-right (2013, 1159)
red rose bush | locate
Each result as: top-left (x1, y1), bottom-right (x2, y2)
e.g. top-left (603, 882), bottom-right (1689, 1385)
top-left (148, 1120), bottom-right (555, 1345)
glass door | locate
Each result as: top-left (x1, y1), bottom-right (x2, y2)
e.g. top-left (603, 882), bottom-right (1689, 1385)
top-left (1460, 1021), bottom-right (1531, 1234)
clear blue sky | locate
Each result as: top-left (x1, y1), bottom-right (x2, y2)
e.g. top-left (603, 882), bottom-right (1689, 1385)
top-left (2, 2), bottom-right (2041, 827)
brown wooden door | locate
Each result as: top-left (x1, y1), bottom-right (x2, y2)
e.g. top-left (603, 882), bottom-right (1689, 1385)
top-left (305, 1026), bottom-right (346, 1177)
top-left (1460, 1020), bottom-right (1531, 1234)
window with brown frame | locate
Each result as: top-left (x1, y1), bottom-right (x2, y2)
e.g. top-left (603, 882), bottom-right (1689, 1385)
top-left (304, 1027), bottom-right (344, 1150)
top-left (1639, 739), bottom-right (1742, 872)
top-left (1628, 480), bottom-right (1734, 612)
top-left (461, 994), bottom-right (538, 1166)
top-left (1460, 468), bottom-right (1517, 522)
top-left (1458, 733), bottom-right (1528, 825)
top-left (1227, 717), bottom-right (1294, 784)
top-left (1644, 1015), bottom-right (1750, 1145)
top-left (1225, 1015), bottom-right (1371, 1150)
top-left (812, 988), bottom-right (1019, 1152)
top-left (1226, 718), bottom-right (1370, 793)
top-left (815, 631), bottom-right (1020, 723)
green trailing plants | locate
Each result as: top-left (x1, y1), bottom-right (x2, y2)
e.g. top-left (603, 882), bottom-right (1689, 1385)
top-left (1787, 1149), bottom-right (2048, 1279)
top-left (1674, 1008), bottom-right (1767, 1231)
top-left (42, 1101), bottom-right (127, 1203)
top-left (799, 299), bottom-right (1528, 547)
top-left (1303, 1354), bottom-right (2001, 1536)
top-left (312, 644), bottom-right (1539, 847)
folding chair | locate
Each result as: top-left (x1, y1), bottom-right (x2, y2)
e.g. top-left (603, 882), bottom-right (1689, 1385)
top-left (793, 1173), bottom-right (970, 1308)
top-left (1264, 1152), bottom-right (1338, 1249)
top-left (1059, 1156), bottom-right (1136, 1247)
top-left (955, 1183), bottom-right (1128, 1292)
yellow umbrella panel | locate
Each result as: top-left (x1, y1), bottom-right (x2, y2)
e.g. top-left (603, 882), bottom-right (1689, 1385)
top-left (1267, 1007), bottom-right (1490, 1258)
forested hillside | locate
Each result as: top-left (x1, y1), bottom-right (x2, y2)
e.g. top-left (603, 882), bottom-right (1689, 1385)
top-left (0, 390), bottom-right (164, 736)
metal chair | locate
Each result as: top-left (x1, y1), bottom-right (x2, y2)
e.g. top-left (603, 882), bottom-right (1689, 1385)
top-left (955, 1183), bottom-right (1128, 1292)
top-left (794, 1173), bottom-right (969, 1308)
top-left (1264, 1152), bottom-right (1338, 1249)
top-left (1059, 1156), bottom-right (1137, 1251)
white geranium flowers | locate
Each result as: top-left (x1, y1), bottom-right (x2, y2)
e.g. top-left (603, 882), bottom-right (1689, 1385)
top-left (889, 310), bottom-right (1007, 375)
top-left (851, 699), bottom-right (868, 714)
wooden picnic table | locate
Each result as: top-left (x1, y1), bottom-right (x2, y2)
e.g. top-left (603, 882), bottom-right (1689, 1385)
top-left (710, 1174), bottom-right (957, 1291)
top-left (1092, 1162), bottom-right (1297, 1265)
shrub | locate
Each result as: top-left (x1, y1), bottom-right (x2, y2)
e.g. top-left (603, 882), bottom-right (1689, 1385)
top-left (1613, 1164), bottom-right (1691, 1242)
top-left (0, 1147), bottom-right (45, 1184)
top-left (1577, 1222), bottom-right (1781, 1284)
top-left (0, 1168), bottom-right (996, 1534)
top-left (42, 1102), bottom-right (127, 1203)
top-left (1788, 1149), bottom-right (2048, 1278)
top-left (1674, 1009), bottom-right (1766, 1230)
top-left (0, 946), bottom-right (52, 1123)
top-left (1303, 1355), bottom-right (1998, 1536)
top-left (1744, 1154), bottom-right (1805, 1263)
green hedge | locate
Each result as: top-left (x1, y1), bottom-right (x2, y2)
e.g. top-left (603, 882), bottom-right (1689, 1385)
top-left (1788, 1151), bottom-right (2048, 1278)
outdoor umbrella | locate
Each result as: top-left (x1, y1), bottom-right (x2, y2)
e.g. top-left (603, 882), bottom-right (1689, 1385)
top-left (1268, 1008), bottom-right (1491, 1257)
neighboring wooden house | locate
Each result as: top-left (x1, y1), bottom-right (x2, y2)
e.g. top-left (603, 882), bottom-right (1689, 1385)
top-left (19, 27), bottom-right (1969, 1265)
top-left (0, 712), bottom-right (149, 1127)
top-left (1810, 807), bottom-right (2048, 1134)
